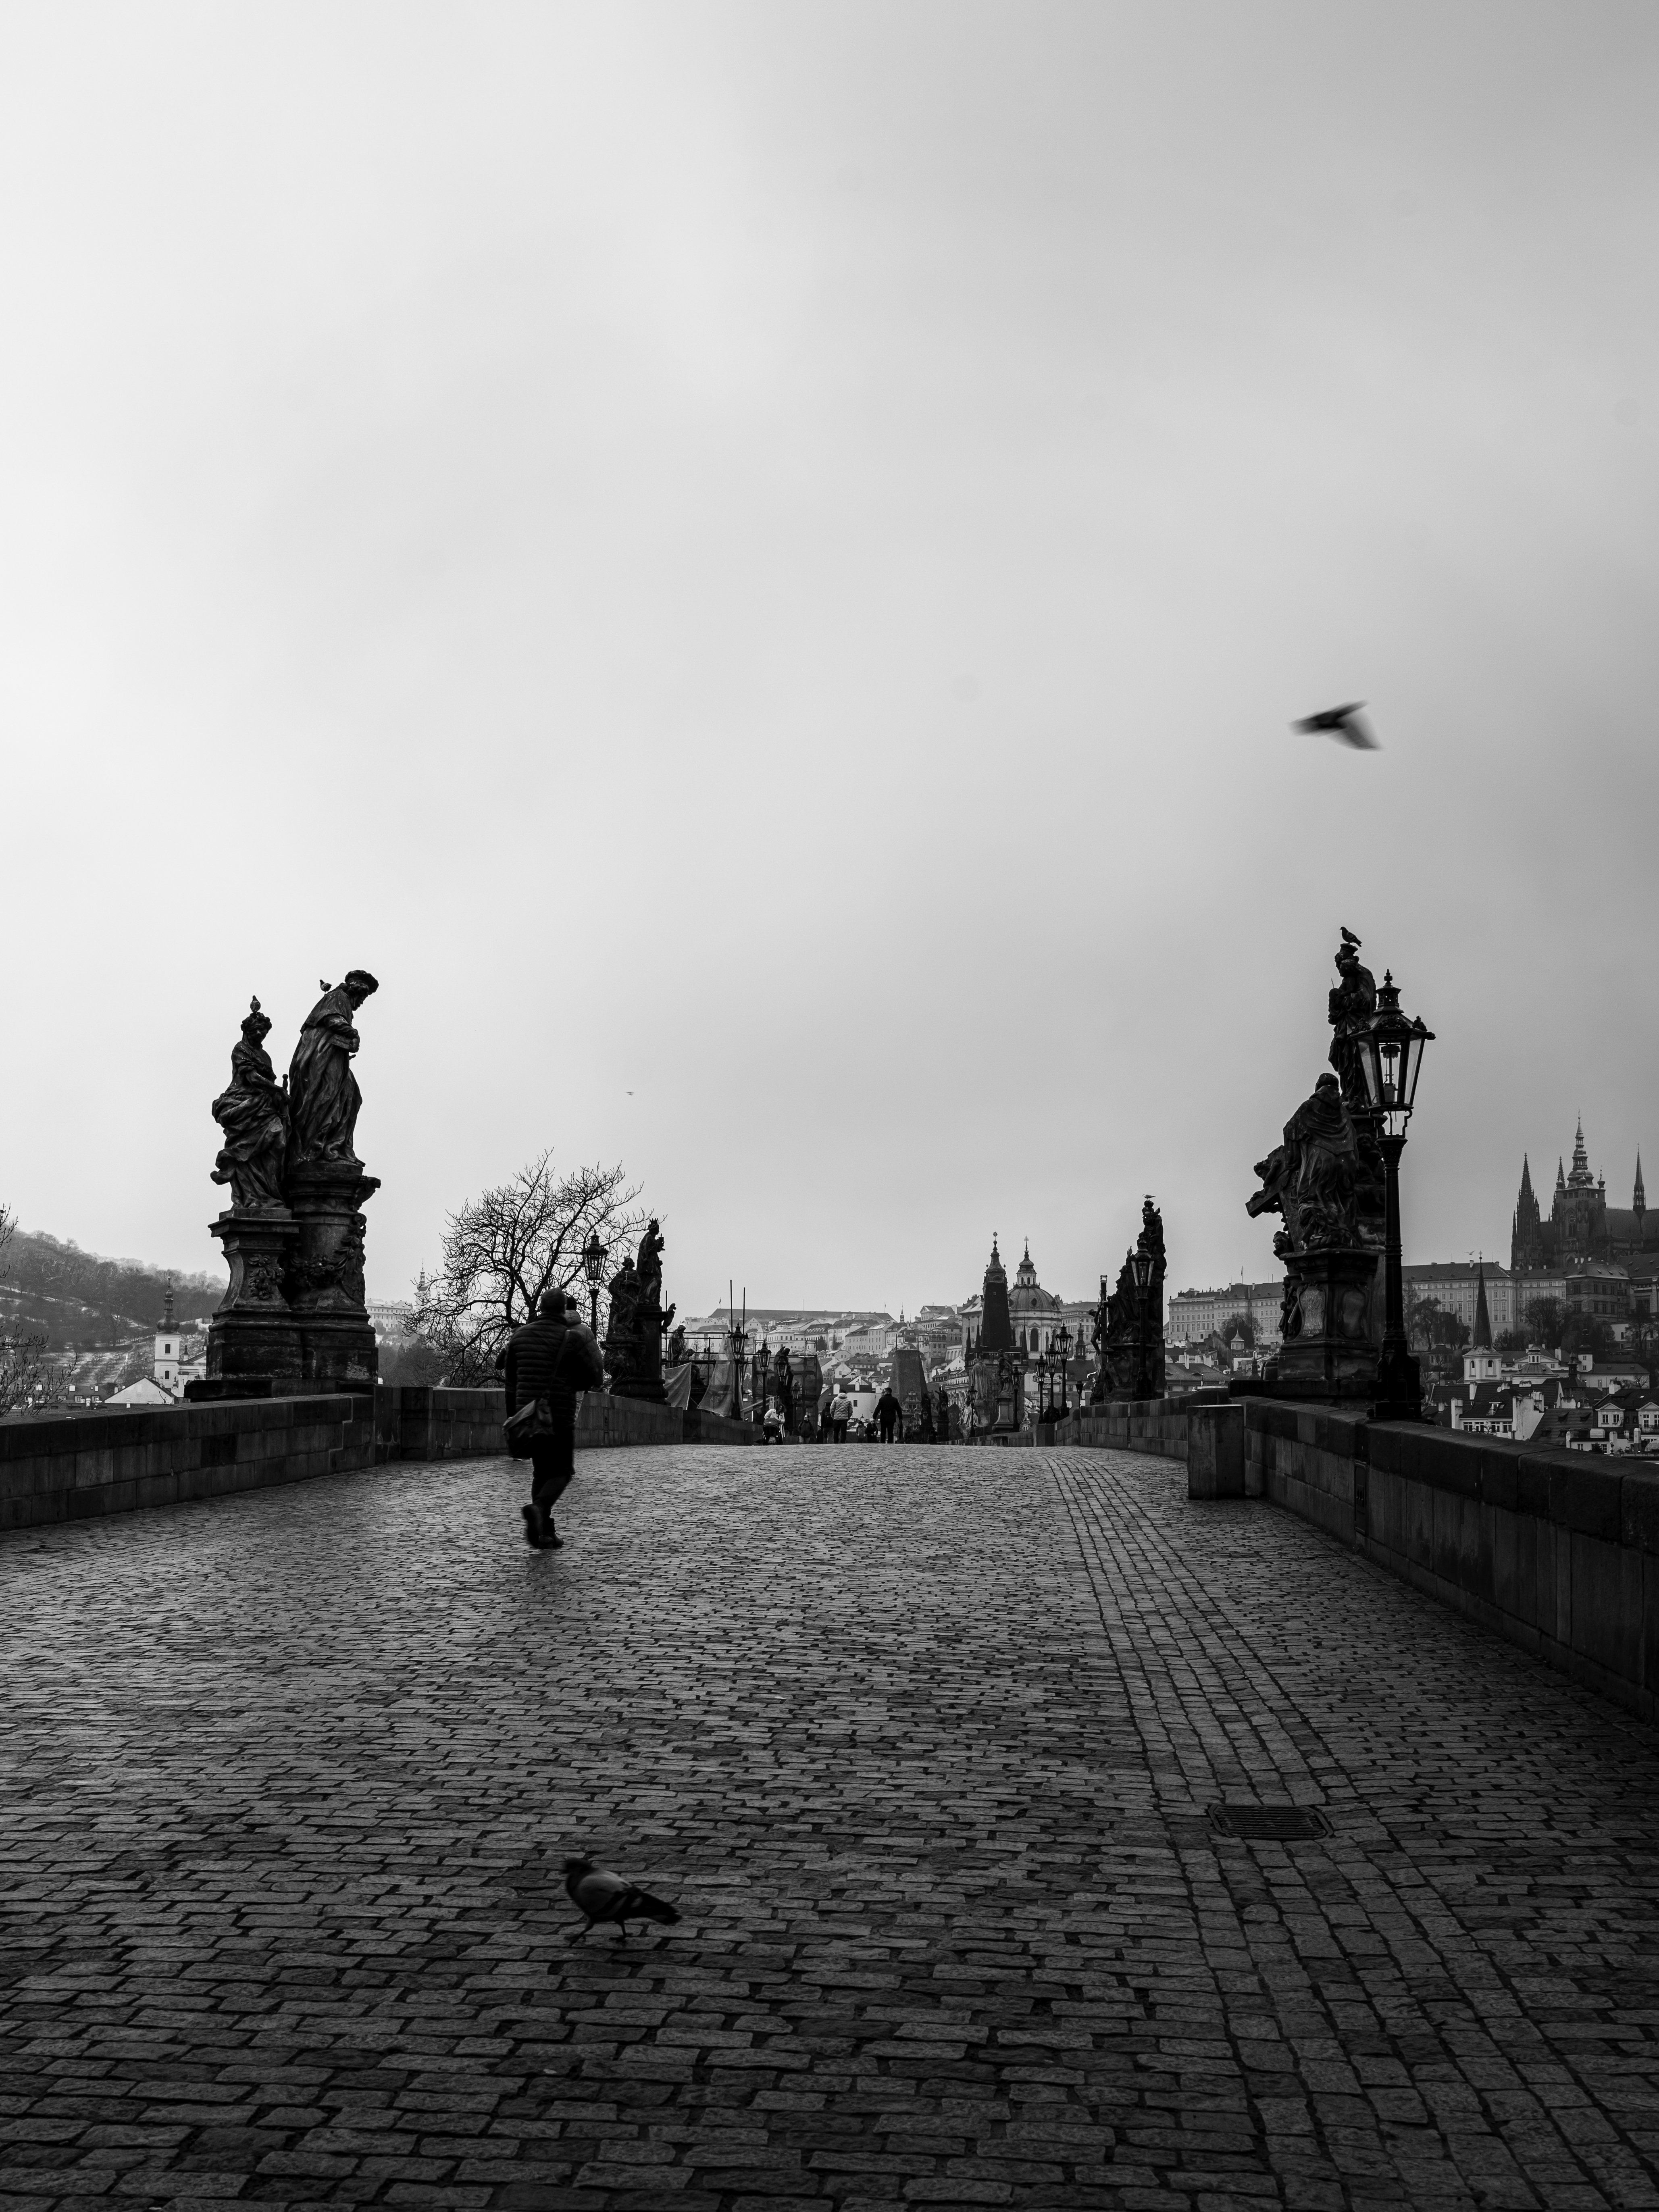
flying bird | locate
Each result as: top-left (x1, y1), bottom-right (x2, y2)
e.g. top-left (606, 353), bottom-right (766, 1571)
top-left (1294, 702), bottom-right (1378, 749)
top-left (563, 1856), bottom-right (681, 1940)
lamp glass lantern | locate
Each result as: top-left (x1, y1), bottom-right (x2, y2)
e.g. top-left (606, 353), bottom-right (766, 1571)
top-left (581, 1229), bottom-right (607, 1334)
top-left (1130, 1249), bottom-right (1154, 1294)
top-left (1357, 971), bottom-right (1434, 1136)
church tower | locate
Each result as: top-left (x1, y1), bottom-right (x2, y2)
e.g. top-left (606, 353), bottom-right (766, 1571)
top-left (154, 1283), bottom-right (180, 1397)
top-left (1511, 1155), bottom-right (1543, 1272)
top-left (977, 1236), bottom-right (1014, 1354)
top-left (1472, 1258), bottom-right (1492, 1351)
top-left (1556, 1117), bottom-right (1610, 1259)
top-left (1636, 1153), bottom-right (1647, 1236)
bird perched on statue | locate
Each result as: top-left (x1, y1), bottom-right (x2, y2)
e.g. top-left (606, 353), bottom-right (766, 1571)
top-left (562, 1856), bottom-right (681, 1939)
top-left (1340, 926), bottom-right (1361, 947)
top-left (1294, 702), bottom-right (1378, 749)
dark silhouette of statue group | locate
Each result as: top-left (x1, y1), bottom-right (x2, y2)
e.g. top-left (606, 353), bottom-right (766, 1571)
top-left (603, 1217), bottom-right (675, 1402)
top-left (203, 972), bottom-right (381, 1392)
top-left (1244, 929), bottom-right (1390, 1399)
top-left (1089, 1197), bottom-right (1167, 1404)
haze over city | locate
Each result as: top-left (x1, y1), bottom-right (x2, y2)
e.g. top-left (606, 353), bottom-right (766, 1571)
top-left (3, 3), bottom-right (1655, 1314)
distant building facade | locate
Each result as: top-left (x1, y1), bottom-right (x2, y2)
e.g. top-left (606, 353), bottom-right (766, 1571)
top-left (1167, 1282), bottom-right (1283, 1346)
top-left (106, 1284), bottom-right (204, 1406)
top-left (1511, 1122), bottom-right (1659, 1271)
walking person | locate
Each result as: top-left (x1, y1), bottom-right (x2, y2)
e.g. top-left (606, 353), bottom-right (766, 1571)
top-left (875, 1384), bottom-right (900, 1443)
top-left (504, 1288), bottom-right (605, 1550)
top-left (828, 1388), bottom-right (852, 1443)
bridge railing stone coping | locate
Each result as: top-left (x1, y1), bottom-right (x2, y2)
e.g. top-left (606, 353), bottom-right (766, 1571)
top-left (1056, 1392), bottom-right (1659, 1726)
top-left (0, 1382), bottom-right (754, 1533)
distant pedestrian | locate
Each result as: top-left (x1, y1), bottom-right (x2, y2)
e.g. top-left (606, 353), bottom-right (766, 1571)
top-left (504, 1288), bottom-right (604, 1550)
top-left (876, 1385), bottom-right (900, 1443)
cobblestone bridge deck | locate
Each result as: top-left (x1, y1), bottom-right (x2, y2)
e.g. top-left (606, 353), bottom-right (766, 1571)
top-left (4, 1445), bottom-right (1659, 2210)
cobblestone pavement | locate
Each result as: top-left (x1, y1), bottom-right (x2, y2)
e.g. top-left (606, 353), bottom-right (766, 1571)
top-left (4, 1447), bottom-right (1659, 2211)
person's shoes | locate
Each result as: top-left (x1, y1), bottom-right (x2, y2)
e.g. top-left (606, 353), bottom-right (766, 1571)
top-left (543, 1518), bottom-right (565, 1549)
top-left (521, 1503), bottom-right (543, 1550)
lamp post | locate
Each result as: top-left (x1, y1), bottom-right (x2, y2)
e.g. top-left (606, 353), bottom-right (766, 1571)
top-left (582, 1231), bottom-right (606, 1337)
top-left (1036, 1346), bottom-right (1051, 1422)
top-left (1357, 969), bottom-right (1434, 1420)
top-left (1054, 1323), bottom-right (1071, 1421)
top-left (1130, 1247), bottom-right (1154, 1399)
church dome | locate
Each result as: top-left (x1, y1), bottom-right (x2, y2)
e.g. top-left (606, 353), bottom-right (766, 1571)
top-left (1007, 1239), bottom-right (1063, 1321)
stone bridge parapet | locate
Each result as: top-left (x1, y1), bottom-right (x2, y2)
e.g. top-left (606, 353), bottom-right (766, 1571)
top-left (0, 1384), bottom-right (754, 1534)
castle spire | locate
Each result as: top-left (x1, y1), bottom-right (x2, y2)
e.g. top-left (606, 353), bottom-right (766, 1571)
top-left (1556, 1156), bottom-right (1566, 1191)
top-left (1472, 1256), bottom-right (1492, 1351)
top-left (1636, 1152), bottom-right (1647, 1216)
top-left (1518, 1153), bottom-right (1534, 1204)
top-left (1571, 1116), bottom-right (1591, 1184)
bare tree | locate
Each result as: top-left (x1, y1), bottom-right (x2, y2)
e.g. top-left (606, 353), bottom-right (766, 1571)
top-left (415, 1155), bottom-right (647, 1386)
top-left (0, 1199), bottom-right (72, 1412)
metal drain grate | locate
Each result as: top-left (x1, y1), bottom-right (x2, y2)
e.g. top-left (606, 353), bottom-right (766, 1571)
top-left (1209, 1803), bottom-right (1331, 1842)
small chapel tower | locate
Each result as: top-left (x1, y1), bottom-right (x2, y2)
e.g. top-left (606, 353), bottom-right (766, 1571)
top-left (154, 1283), bottom-right (180, 1396)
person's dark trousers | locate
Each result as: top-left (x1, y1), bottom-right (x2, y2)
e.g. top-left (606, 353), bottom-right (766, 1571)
top-left (528, 1419), bottom-right (576, 1532)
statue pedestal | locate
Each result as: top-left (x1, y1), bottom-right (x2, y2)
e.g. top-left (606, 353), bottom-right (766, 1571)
top-left (285, 1160), bottom-right (381, 1390)
top-left (607, 1289), bottom-right (666, 1402)
top-left (205, 1209), bottom-right (302, 1384)
top-left (1273, 1245), bottom-right (1380, 1402)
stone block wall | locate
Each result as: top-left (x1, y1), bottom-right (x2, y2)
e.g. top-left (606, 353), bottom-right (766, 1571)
top-left (1, 1385), bottom-right (756, 1534)
top-left (1082, 1392), bottom-right (1659, 1729)
top-left (1053, 1390), bottom-right (1232, 1464)
top-left (0, 1394), bottom-right (379, 1533)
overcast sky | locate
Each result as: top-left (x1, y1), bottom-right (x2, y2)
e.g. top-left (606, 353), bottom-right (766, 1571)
top-left (4, 2), bottom-right (1656, 1317)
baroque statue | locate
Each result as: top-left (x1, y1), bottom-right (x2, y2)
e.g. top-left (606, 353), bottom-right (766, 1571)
top-left (636, 1219), bottom-right (664, 1306)
top-left (1327, 927), bottom-right (1377, 1111)
top-left (604, 1220), bottom-right (672, 1402)
top-left (1247, 1073), bottom-right (1367, 1254)
top-left (1243, 932), bottom-right (1391, 1398)
top-left (1089, 1196), bottom-right (1167, 1402)
top-left (287, 971), bottom-right (379, 1167)
top-left (210, 998), bottom-right (290, 1211)
top-left (205, 967), bottom-right (383, 1395)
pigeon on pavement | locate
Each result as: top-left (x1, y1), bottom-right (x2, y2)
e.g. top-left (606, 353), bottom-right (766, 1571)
top-left (1294, 702), bottom-right (1378, 749)
top-left (563, 1856), bottom-right (681, 1940)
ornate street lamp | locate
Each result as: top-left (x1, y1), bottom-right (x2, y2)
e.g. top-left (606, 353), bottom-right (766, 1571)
top-left (1130, 1246), bottom-right (1155, 1399)
top-left (1357, 969), bottom-right (1435, 1419)
top-left (582, 1230), bottom-right (607, 1336)
top-left (1036, 1346), bottom-right (1051, 1421)
top-left (1054, 1323), bottom-right (1072, 1420)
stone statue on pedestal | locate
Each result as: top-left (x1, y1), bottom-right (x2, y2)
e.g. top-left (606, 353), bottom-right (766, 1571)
top-left (1246, 937), bottom-right (1391, 1400)
top-left (606, 1219), bottom-right (670, 1402)
top-left (203, 970), bottom-right (382, 1397)
top-left (1089, 1198), bottom-right (1167, 1402)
